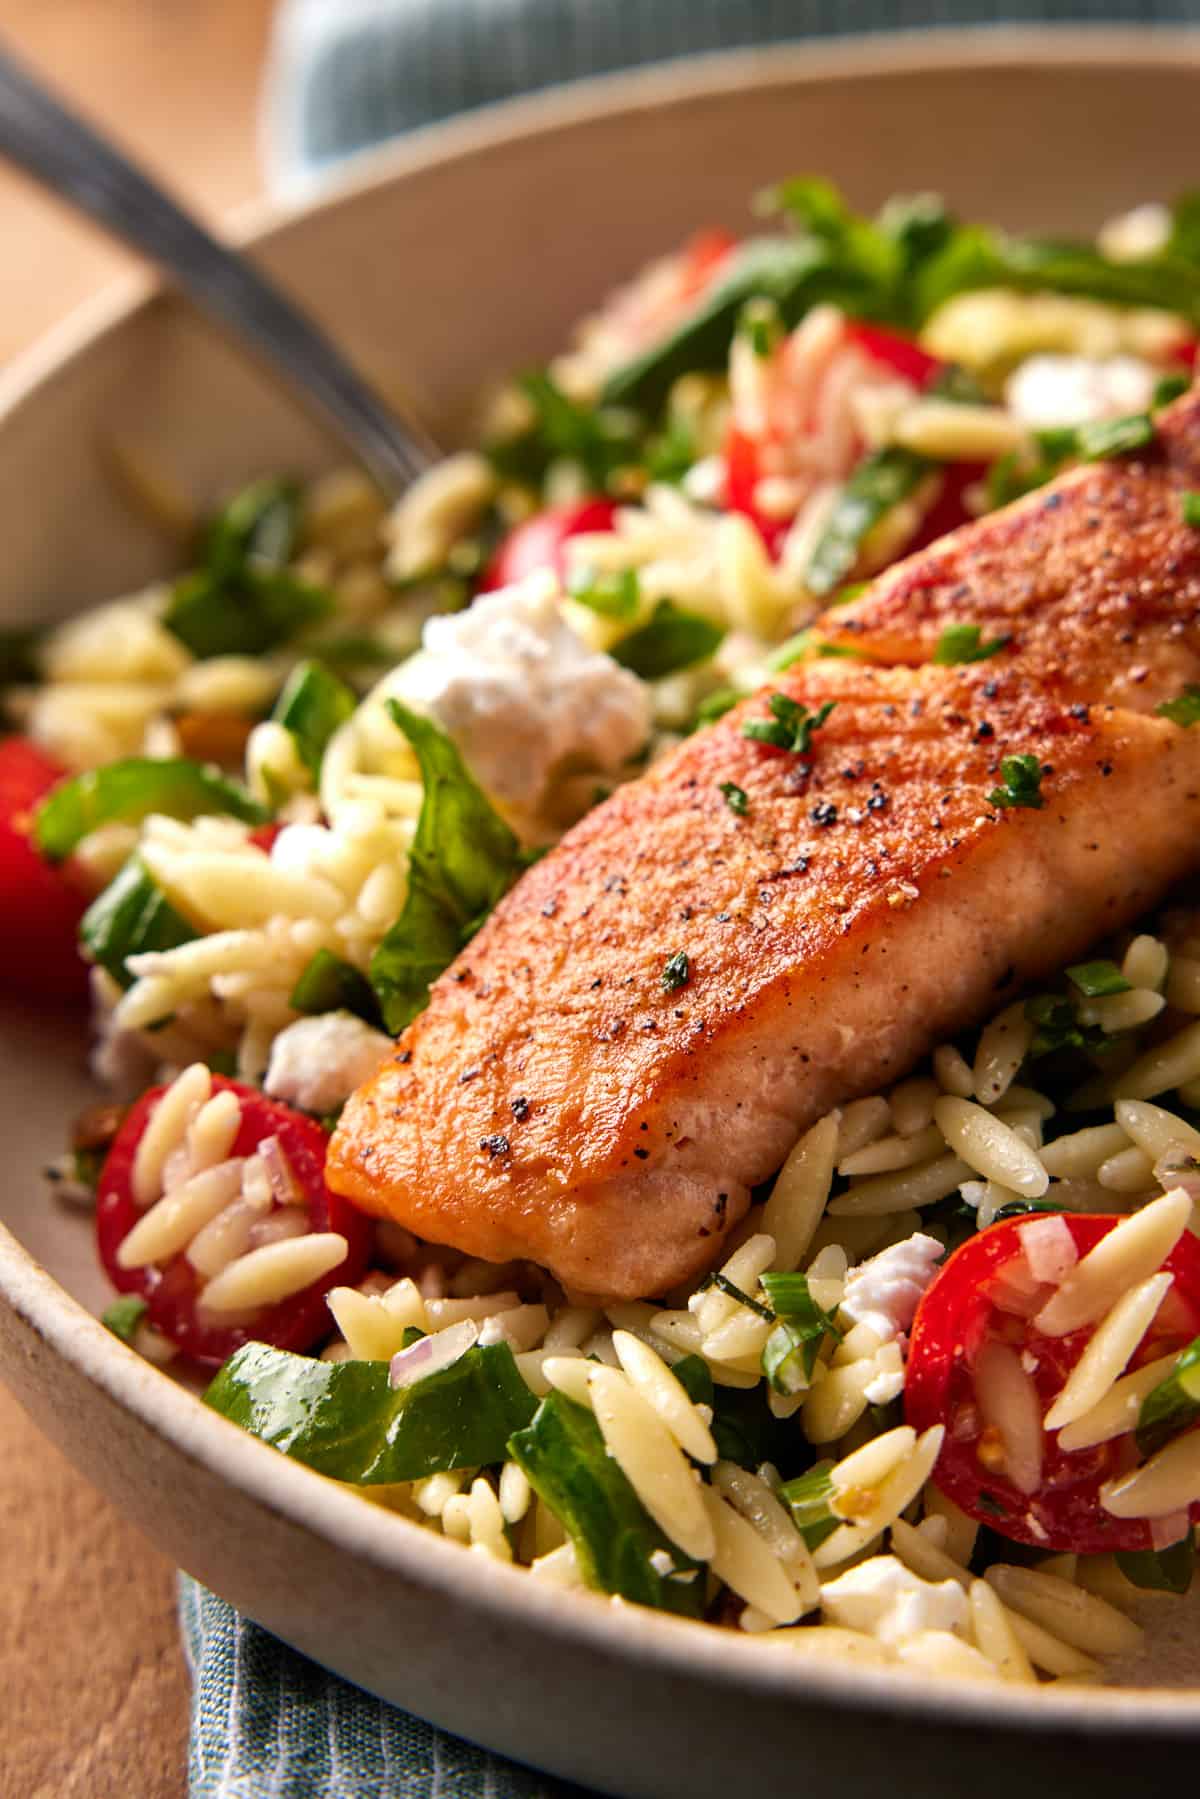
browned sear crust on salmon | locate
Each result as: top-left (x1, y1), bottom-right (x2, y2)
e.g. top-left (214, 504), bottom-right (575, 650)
top-left (328, 390), bottom-right (1200, 1298)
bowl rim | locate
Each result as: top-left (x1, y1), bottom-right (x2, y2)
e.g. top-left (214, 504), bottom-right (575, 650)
top-left (5, 21), bottom-right (1200, 1735)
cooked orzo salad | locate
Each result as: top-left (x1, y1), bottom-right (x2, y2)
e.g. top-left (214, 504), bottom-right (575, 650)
top-left (18, 178), bottom-right (1200, 1684)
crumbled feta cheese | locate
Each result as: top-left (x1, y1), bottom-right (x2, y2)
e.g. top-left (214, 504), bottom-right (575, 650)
top-left (861, 1339), bottom-right (906, 1405)
top-left (264, 1011), bottom-right (393, 1116)
top-left (389, 572), bottom-right (652, 833)
top-left (819, 1555), bottom-right (969, 1646)
top-left (1005, 353), bottom-right (1157, 431)
top-left (840, 1233), bottom-right (944, 1343)
top-left (1097, 203), bottom-right (1171, 264)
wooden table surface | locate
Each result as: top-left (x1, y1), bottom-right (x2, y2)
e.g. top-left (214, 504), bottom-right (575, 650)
top-left (0, 5), bottom-right (276, 1793)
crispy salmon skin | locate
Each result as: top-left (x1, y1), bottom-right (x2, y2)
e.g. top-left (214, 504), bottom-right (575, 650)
top-left (328, 394), bottom-right (1200, 1298)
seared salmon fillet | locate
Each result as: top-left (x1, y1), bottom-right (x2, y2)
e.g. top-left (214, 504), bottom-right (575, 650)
top-left (328, 394), bottom-right (1200, 1299)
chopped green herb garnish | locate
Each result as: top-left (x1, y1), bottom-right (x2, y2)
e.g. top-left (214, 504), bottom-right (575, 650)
top-left (1024, 993), bottom-right (1108, 1060)
top-left (508, 1392), bottom-right (704, 1616)
top-left (1075, 412), bottom-right (1156, 462)
top-left (101, 1295), bottom-right (148, 1345)
top-left (986, 753), bottom-right (1045, 811)
top-left (1155, 373), bottom-right (1191, 409)
top-left (1137, 1335), bottom-right (1200, 1458)
top-left (1066, 959), bottom-right (1132, 998)
top-left (662, 950), bottom-right (690, 992)
top-left (35, 758), bottom-right (268, 861)
top-left (486, 370), bottom-right (644, 492)
top-left (760, 1270), bottom-right (843, 1393)
top-left (696, 1271), bottom-right (775, 1322)
top-left (1116, 1532), bottom-right (1195, 1595)
top-left (272, 660), bottom-right (358, 778)
top-left (567, 566), bottom-right (641, 621)
top-left (80, 858), bottom-right (198, 989)
top-left (1182, 491), bottom-right (1200, 528)
top-left (1156, 686), bottom-right (1200, 727)
top-left (610, 599), bottom-right (724, 679)
top-left (932, 623), bottom-right (1009, 666)
top-left (778, 1461), bottom-right (839, 1550)
top-left (742, 693), bottom-right (836, 755)
top-left (718, 781), bottom-right (749, 816)
top-left (204, 1339), bottom-right (536, 1482)
top-left (990, 1199), bottom-right (1071, 1223)
top-left (290, 948), bottom-right (383, 1027)
top-left (804, 447), bottom-right (932, 597)
top-left (368, 703), bottom-right (533, 1033)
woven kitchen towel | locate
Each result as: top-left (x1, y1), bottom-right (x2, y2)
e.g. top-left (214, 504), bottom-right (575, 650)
top-left (264, 0), bottom-right (1199, 193)
top-left (179, 1576), bottom-right (582, 1797)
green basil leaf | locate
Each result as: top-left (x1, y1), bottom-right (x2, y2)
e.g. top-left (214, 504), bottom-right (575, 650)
top-left (272, 659), bottom-right (358, 777)
top-left (567, 566), bottom-right (641, 621)
top-left (804, 447), bottom-right (932, 597)
top-left (1137, 1336), bottom-right (1200, 1458)
top-left (1076, 413), bottom-right (1156, 462)
top-left (36, 757), bottom-right (268, 861)
top-left (610, 599), bottom-right (724, 679)
top-left (741, 693), bottom-right (835, 754)
top-left (1066, 959), bottom-right (1132, 999)
top-left (290, 949), bottom-right (383, 1027)
top-left (81, 858), bottom-right (197, 989)
top-left (1116, 1531), bottom-right (1195, 1595)
top-left (486, 371), bottom-right (644, 491)
top-left (507, 1392), bottom-right (704, 1616)
top-left (690, 687), bottom-right (744, 730)
top-left (204, 1339), bottom-right (536, 1482)
top-left (778, 1461), bottom-right (839, 1550)
top-left (164, 565), bottom-right (333, 660)
top-left (101, 1295), bottom-right (148, 1344)
top-left (1154, 373), bottom-right (1191, 410)
top-left (201, 477), bottom-right (300, 578)
top-left (369, 703), bottom-right (530, 1033)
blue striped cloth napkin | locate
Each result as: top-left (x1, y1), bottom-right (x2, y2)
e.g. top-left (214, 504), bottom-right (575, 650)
top-left (184, 1), bottom-right (1199, 1792)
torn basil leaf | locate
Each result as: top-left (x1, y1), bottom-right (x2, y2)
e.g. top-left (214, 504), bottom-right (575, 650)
top-left (507, 1392), bottom-right (704, 1616)
top-left (610, 599), bottom-right (724, 679)
top-left (486, 370), bottom-right (644, 491)
top-left (81, 858), bottom-right (197, 988)
top-left (760, 1271), bottom-right (843, 1394)
top-left (102, 1295), bottom-right (149, 1344)
top-left (778, 1461), bottom-right (839, 1550)
top-left (369, 703), bottom-right (532, 1033)
top-left (1157, 686), bottom-right (1200, 727)
top-left (272, 660), bottom-right (358, 778)
top-left (1066, 959), bottom-right (1132, 999)
top-left (36, 757), bottom-right (268, 861)
top-left (290, 949), bottom-right (383, 1026)
top-left (741, 694), bottom-right (835, 755)
top-left (804, 447), bottom-right (932, 597)
top-left (1137, 1335), bottom-right (1200, 1458)
top-left (205, 1339), bottom-right (536, 1482)
top-left (1116, 1531), bottom-right (1195, 1596)
top-left (932, 624), bottom-right (1009, 666)
top-left (1076, 413), bottom-right (1155, 462)
top-left (986, 753), bottom-right (1044, 811)
top-left (567, 566), bottom-right (640, 621)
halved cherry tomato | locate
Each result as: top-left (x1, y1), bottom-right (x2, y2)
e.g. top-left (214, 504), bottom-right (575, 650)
top-left (479, 497), bottom-right (620, 593)
top-left (905, 1212), bottom-right (1200, 1553)
top-left (905, 459), bottom-right (987, 554)
top-left (0, 735), bottom-right (90, 999)
top-left (97, 1077), bottom-right (373, 1367)
top-left (845, 322), bottom-right (945, 390)
top-left (722, 425), bottom-right (790, 557)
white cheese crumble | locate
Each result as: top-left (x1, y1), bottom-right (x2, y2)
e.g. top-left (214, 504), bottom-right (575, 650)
top-left (389, 572), bottom-right (652, 834)
top-left (1005, 352), bottom-right (1158, 431)
top-left (819, 1555), bottom-right (969, 1646)
top-left (840, 1233), bottom-right (944, 1344)
top-left (264, 1011), bottom-right (394, 1116)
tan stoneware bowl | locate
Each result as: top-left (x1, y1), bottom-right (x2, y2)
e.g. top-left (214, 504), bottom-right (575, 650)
top-left (5, 31), bottom-right (1200, 1795)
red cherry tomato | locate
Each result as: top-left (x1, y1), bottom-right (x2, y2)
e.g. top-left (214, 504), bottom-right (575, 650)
top-left (97, 1077), bottom-right (373, 1367)
top-left (845, 322), bottom-right (945, 390)
top-left (479, 497), bottom-right (620, 592)
top-left (905, 1212), bottom-right (1200, 1553)
top-left (0, 735), bottom-right (90, 999)
top-left (674, 228), bottom-right (739, 303)
top-left (906, 459), bottom-right (987, 554)
top-left (721, 425), bottom-right (790, 557)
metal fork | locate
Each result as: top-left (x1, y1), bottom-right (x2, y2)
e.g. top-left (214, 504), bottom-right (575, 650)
top-left (0, 41), bottom-right (437, 496)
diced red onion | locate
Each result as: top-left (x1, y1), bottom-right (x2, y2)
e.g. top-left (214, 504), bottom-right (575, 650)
top-left (259, 1134), bottom-right (301, 1207)
top-left (389, 1318), bottom-right (479, 1390)
top-left (1019, 1214), bottom-right (1079, 1286)
top-left (1154, 1154), bottom-right (1200, 1204)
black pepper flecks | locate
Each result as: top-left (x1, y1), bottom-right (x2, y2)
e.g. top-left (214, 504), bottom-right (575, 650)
top-left (480, 1134), bottom-right (510, 1158)
top-left (510, 1096), bottom-right (530, 1122)
top-left (811, 801), bottom-right (838, 827)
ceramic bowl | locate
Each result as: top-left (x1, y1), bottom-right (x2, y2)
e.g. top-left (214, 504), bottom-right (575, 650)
top-left (5, 32), bottom-right (1200, 1795)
